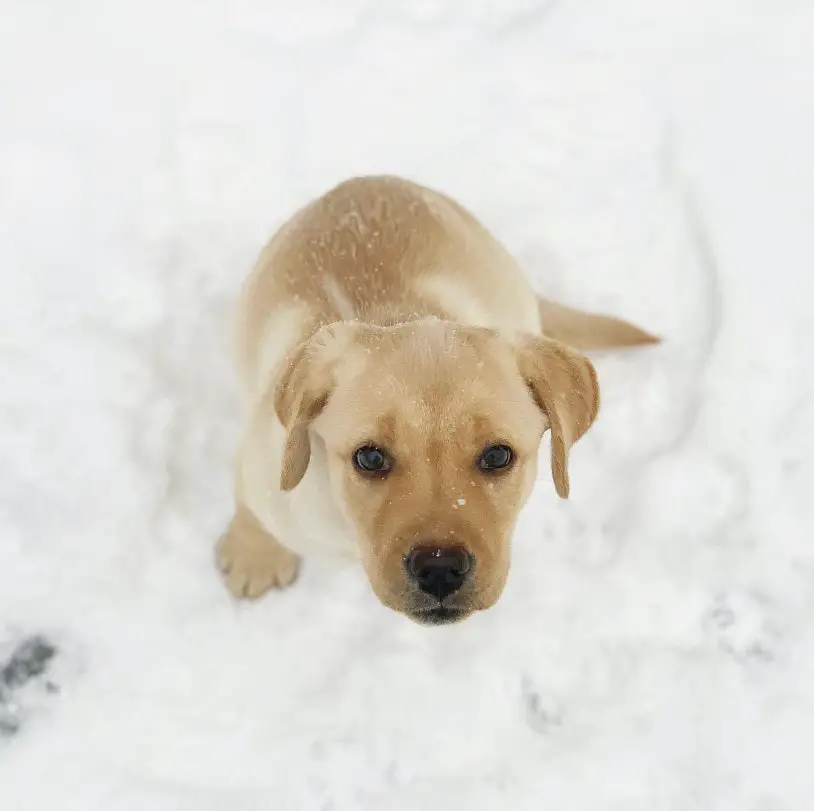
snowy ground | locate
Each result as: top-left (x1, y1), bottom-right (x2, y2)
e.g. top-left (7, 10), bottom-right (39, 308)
top-left (1, 0), bottom-right (813, 808)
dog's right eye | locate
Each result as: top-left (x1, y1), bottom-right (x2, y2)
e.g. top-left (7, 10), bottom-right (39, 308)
top-left (353, 445), bottom-right (392, 475)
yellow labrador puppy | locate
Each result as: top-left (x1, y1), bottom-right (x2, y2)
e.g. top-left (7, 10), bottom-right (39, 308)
top-left (218, 175), bottom-right (657, 625)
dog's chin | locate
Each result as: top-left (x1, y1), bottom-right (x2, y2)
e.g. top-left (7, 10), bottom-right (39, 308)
top-left (406, 606), bottom-right (471, 626)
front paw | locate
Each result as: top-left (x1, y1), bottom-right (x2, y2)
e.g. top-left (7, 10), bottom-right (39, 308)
top-left (216, 518), bottom-right (300, 599)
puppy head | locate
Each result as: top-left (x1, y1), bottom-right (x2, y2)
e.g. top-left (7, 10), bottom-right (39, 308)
top-left (274, 320), bottom-right (599, 624)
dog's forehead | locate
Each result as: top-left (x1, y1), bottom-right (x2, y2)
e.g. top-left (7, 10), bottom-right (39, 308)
top-left (350, 352), bottom-right (517, 415)
top-left (354, 322), bottom-right (512, 385)
top-left (359, 403), bottom-right (514, 459)
top-left (329, 321), bottom-right (541, 440)
top-left (340, 363), bottom-right (540, 446)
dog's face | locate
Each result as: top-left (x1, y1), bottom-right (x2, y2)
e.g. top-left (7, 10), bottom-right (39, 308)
top-left (274, 320), bottom-right (599, 625)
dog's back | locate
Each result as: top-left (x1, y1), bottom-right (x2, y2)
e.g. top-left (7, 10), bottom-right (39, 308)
top-left (234, 175), bottom-right (542, 399)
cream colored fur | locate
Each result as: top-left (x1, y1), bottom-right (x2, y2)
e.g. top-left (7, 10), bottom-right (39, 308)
top-left (217, 175), bottom-right (657, 623)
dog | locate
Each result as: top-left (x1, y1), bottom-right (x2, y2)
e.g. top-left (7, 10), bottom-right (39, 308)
top-left (217, 175), bottom-right (657, 625)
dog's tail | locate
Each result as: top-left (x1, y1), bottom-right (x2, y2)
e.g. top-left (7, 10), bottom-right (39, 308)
top-left (538, 296), bottom-right (660, 350)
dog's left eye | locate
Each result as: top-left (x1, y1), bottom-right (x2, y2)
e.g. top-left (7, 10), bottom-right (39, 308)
top-left (477, 444), bottom-right (514, 472)
top-left (353, 445), bottom-right (392, 475)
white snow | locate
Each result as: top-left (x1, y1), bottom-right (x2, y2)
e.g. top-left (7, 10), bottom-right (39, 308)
top-left (1, 0), bottom-right (813, 808)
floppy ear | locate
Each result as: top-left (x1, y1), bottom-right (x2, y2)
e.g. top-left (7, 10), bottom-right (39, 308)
top-left (273, 324), bottom-right (355, 491)
top-left (516, 335), bottom-right (600, 499)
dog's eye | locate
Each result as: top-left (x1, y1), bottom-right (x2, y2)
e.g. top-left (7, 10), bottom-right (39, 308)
top-left (353, 445), bottom-right (392, 475)
top-left (477, 444), bottom-right (514, 472)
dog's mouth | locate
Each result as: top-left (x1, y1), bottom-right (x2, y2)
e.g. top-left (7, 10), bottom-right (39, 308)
top-left (408, 606), bottom-right (469, 626)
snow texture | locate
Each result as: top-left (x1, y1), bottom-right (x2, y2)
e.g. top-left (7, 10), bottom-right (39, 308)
top-left (1, 0), bottom-right (813, 808)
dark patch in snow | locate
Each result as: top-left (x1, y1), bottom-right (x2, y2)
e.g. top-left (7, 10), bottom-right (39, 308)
top-left (0, 635), bottom-right (58, 737)
top-left (704, 590), bottom-right (780, 664)
top-left (1, 636), bottom-right (57, 689)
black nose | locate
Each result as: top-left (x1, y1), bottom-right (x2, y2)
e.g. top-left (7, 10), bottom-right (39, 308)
top-left (405, 546), bottom-right (473, 600)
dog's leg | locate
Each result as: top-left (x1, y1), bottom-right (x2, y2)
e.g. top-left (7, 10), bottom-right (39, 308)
top-left (538, 296), bottom-right (660, 350)
top-left (217, 501), bottom-right (300, 599)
